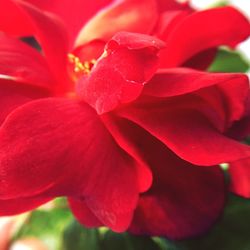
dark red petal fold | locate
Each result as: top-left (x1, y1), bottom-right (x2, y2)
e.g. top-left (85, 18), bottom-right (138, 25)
top-left (102, 114), bottom-right (153, 193)
top-left (12, 0), bottom-right (71, 90)
top-left (104, 117), bottom-right (225, 239)
top-left (229, 159), bottom-right (250, 198)
top-left (0, 197), bottom-right (50, 215)
top-left (130, 140), bottom-right (225, 239)
top-left (0, 98), bottom-right (139, 232)
top-left (77, 32), bottom-right (164, 114)
top-left (0, 33), bottom-right (54, 89)
top-left (75, 0), bottom-right (159, 47)
top-left (160, 6), bottom-right (250, 67)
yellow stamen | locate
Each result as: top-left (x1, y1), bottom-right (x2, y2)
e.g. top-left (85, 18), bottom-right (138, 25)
top-left (67, 53), bottom-right (96, 81)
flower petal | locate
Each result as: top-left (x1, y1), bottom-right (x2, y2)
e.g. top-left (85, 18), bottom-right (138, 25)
top-left (0, 79), bottom-right (50, 125)
top-left (143, 69), bottom-right (249, 126)
top-left (0, 98), bottom-right (139, 231)
top-left (12, 0), bottom-right (71, 90)
top-left (126, 123), bottom-right (225, 239)
top-left (229, 159), bottom-right (250, 198)
top-left (156, 0), bottom-right (192, 12)
top-left (0, 33), bottom-right (55, 89)
top-left (143, 68), bottom-right (249, 98)
top-left (160, 7), bottom-right (250, 67)
top-left (0, 197), bottom-right (50, 215)
top-left (68, 198), bottom-right (102, 227)
top-left (75, 0), bottom-right (159, 47)
top-left (117, 106), bottom-right (250, 166)
top-left (0, 0), bottom-right (33, 36)
top-left (26, 0), bottom-right (113, 48)
top-left (102, 114), bottom-right (153, 193)
top-left (77, 32), bottom-right (164, 114)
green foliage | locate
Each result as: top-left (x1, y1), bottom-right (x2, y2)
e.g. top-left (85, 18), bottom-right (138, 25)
top-left (13, 199), bottom-right (73, 250)
top-left (62, 220), bottom-right (162, 250)
top-left (11, 195), bottom-right (250, 250)
top-left (209, 48), bottom-right (250, 73)
top-left (63, 220), bottom-right (101, 250)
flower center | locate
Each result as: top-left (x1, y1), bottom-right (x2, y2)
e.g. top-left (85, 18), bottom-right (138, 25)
top-left (67, 53), bottom-right (96, 81)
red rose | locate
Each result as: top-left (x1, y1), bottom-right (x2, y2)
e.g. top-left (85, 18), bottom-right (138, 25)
top-left (0, 0), bottom-right (249, 240)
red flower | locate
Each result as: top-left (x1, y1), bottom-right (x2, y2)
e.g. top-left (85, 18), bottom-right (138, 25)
top-left (0, 0), bottom-right (249, 240)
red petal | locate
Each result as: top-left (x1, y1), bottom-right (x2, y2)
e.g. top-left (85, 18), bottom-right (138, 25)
top-left (143, 69), bottom-right (249, 126)
top-left (68, 198), bottom-right (102, 227)
top-left (12, 0), bottom-right (71, 91)
top-left (0, 33), bottom-right (54, 89)
top-left (117, 105), bottom-right (250, 166)
top-left (126, 123), bottom-right (225, 239)
top-left (77, 32), bottom-right (164, 114)
top-left (143, 68), bottom-right (248, 98)
top-left (0, 98), bottom-right (139, 231)
top-left (229, 159), bottom-right (250, 198)
top-left (183, 48), bottom-right (218, 70)
top-left (156, 0), bottom-right (192, 12)
top-left (0, 79), bottom-right (50, 125)
top-left (160, 7), bottom-right (250, 67)
top-left (0, 197), bottom-right (50, 215)
top-left (75, 0), bottom-right (159, 47)
top-left (27, 0), bottom-right (113, 48)
top-left (102, 114), bottom-right (153, 193)
top-left (0, 0), bottom-right (33, 36)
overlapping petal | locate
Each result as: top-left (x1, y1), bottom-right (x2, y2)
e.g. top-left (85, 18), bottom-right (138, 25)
top-left (0, 98), bottom-right (141, 232)
top-left (129, 133), bottom-right (225, 239)
top-left (77, 32), bottom-right (165, 114)
top-left (115, 69), bottom-right (250, 165)
top-left (103, 116), bottom-right (225, 238)
top-left (160, 7), bottom-right (250, 67)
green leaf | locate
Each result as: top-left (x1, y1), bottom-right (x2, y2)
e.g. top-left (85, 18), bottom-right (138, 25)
top-left (102, 231), bottom-right (161, 250)
top-left (63, 220), bottom-right (101, 250)
top-left (173, 195), bottom-right (250, 250)
top-left (208, 48), bottom-right (250, 73)
top-left (13, 198), bottom-right (73, 250)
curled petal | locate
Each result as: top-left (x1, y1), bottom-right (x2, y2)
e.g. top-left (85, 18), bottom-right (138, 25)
top-left (77, 32), bottom-right (164, 114)
top-left (160, 7), bottom-right (250, 67)
top-left (143, 69), bottom-right (249, 125)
